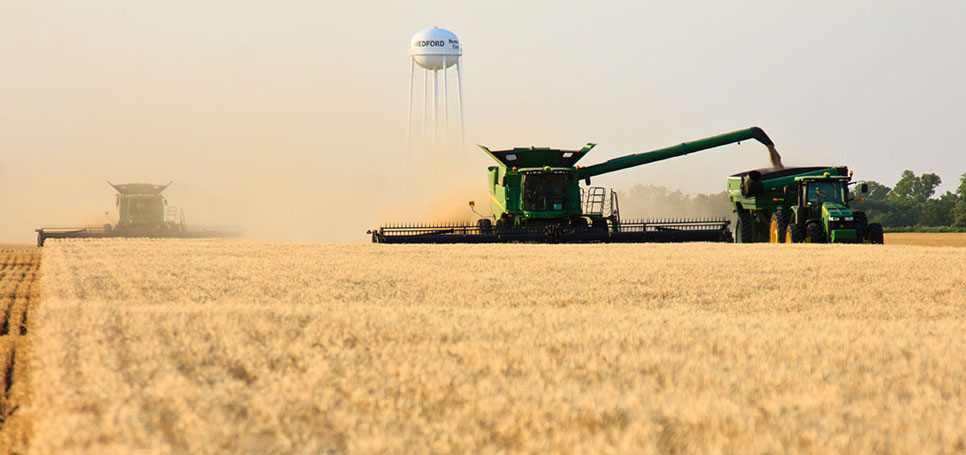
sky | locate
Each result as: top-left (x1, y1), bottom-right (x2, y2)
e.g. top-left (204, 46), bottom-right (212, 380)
top-left (2, 1), bottom-right (965, 243)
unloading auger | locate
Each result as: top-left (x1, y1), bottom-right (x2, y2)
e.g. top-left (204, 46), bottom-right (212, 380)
top-left (370, 127), bottom-right (777, 244)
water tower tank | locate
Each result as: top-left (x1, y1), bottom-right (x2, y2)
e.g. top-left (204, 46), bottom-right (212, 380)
top-left (410, 27), bottom-right (461, 70)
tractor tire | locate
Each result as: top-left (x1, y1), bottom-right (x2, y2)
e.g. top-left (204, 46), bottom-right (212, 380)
top-left (787, 223), bottom-right (804, 243)
top-left (852, 211), bottom-right (868, 241)
top-left (770, 212), bottom-right (789, 243)
top-left (736, 210), bottom-right (753, 243)
top-left (867, 223), bottom-right (884, 244)
top-left (806, 223), bottom-right (825, 244)
top-left (477, 218), bottom-right (493, 235)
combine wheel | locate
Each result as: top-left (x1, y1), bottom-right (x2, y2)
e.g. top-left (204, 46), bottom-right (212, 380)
top-left (570, 217), bottom-right (589, 230)
top-left (495, 217), bottom-right (510, 234)
top-left (103, 224), bottom-right (113, 234)
top-left (736, 210), bottom-right (753, 243)
top-left (787, 224), bottom-right (804, 243)
top-left (477, 218), bottom-right (493, 235)
top-left (806, 223), bottom-right (825, 243)
top-left (867, 223), bottom-right (884, 244)
top-left (591, 218), bottom-right (608, 232)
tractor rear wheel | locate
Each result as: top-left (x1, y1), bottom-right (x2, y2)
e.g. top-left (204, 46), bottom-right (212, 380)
top-left (806, 223), bottom-right (825, 243)
top-left (736, 210), bottom-right (753, 243)
top-left (787, 224), bottom-right (804, 243)
top-left (867, 223), bottom-right (884, 244)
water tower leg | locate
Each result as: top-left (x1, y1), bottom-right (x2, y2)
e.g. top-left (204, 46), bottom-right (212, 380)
top-left (443, 56), bottom-right (449, 148)
top-left (433, 69), bottom-right (439, 150)
top-left (456, 59), bottom-right (465, 154)
top-left (423, 68), bottom-right (429, 152)
top-left (407, 59), bottom-right (415, 182)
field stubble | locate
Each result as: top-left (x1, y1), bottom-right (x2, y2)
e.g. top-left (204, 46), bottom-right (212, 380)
top-left (0, 245), bottom-right (41, 455)
top-left (25, 239), bottom-right (966, 454)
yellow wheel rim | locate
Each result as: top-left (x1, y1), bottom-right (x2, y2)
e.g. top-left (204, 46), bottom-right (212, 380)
top-left (769, 220), bottom-right (779, 243)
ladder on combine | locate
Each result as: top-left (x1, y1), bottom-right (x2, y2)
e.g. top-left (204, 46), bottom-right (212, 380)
top-left (581, 187), bottom-right (619, 218)
top-left (165, 206), bottom-right (186, 228)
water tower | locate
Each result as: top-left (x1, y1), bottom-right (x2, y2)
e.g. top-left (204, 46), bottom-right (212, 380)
top-left (408, 27), bottom-right (464, 161)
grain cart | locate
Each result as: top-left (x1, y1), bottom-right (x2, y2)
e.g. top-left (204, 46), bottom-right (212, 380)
top-left (727, 167), bottom-right (884, 244)
top-left (36, 182), bottom-right (244, 246)
top-left (371, 127), bottom-right (778, 243)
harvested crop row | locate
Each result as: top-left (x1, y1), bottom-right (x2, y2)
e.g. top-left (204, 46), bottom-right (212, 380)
top-left (0, 247), bottom-right (41, 455)
top-left (27, 239), bottom-right (966, 454)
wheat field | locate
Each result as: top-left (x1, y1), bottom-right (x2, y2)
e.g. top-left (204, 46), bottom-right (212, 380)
top-left (885, 232), bottom-right (966, 248)
top-left (0, 246), bottom-right (41, 455)
top-left (19, 239), bottom-right (966, 454)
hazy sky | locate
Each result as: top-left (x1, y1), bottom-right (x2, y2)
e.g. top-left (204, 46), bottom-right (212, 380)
top-left (2, 1), bottom-right (965, 242)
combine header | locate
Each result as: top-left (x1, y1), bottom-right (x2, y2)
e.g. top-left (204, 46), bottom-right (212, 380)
top-left (371, 127), bottom-right (778, 244)
top-left (36, 182), bottom-right (243, 246)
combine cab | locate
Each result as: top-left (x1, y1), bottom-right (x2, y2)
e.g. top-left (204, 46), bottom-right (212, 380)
top-left (36, 182), bottom-right (243, 246)
top-left (372, 127), bottom-right (780, 244)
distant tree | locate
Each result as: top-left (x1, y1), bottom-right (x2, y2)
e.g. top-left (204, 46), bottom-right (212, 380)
top-left (917, 173), bottom-right (942, 202)
top-left (890, 170), bottom-right (918, 200)
top-left (919, 192), bottom-right (958, 226)
top-left (618, 185), bottom-right (732, 220)
top-left (851, 180), bottom-right (894, 225)
top-left (954, 173), bottom-right (966, 227)
top-left (889, 170), bottom-right (941, 202)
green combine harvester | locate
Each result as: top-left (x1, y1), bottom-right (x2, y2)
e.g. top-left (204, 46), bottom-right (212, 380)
top-left (371, 127), bottom-right (778, 243)
top-left (727, 166), bottom-right (884, 244)
top-left (36, 182), bottom-right (244, 246)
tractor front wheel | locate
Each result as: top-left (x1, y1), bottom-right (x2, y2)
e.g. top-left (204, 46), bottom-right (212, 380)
top-left (787, 224), bottom-right (804, 243)
top-left (769, 212), bottom-right (788, 243)
top-left (806, 223), bottom-right (825, 243)
top-left (853, 211), bottom-right (868, 241)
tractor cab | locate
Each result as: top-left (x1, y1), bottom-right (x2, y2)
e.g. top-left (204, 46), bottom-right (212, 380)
top-left (803, 179), bottom-right (847, 206)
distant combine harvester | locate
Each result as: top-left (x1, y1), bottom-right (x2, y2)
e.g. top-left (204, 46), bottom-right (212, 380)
top-left (35, 182), bottom-right (243, 246)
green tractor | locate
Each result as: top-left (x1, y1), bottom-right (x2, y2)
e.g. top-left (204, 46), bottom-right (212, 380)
top-left (371, 126), bottom-right (778, 243)
top-left (727, 166), bottom-right (884, 244)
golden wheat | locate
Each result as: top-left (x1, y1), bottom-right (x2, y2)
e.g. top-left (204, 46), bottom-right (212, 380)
top-left (23, 239), bottom-right (966, 454)
top-left (885, 232), bottom-right (966, 248)
top-left (0, 246), bottom-right (41, 455)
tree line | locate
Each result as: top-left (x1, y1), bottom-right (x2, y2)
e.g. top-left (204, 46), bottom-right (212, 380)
top-left (851, 171), bottom-right (966, 229)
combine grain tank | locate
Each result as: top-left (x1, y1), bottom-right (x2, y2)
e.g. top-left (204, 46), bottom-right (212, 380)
top-left (371, 127), bottom-right (778, 244)
top-left (36, 182), bottom-right (244, 246)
